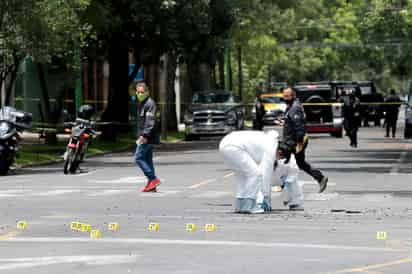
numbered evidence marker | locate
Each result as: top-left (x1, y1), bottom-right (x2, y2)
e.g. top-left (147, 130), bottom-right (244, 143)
top-left (70, 222), bottom-right (91, 232)
top-left (90, 229), bottom-right (102, 239)
top-left (376, 231), bottom-right (388, 240)
top-left (185, 223), bottom-right (197, 232)
top-left (108, 222), bottom-right (120, 232)
top-left (70, 222), bottom-right (81, 231)
top-left (16, 221), bottom-right (28, 230)
top-left (148, 223), bottom-right (160, 232)
top-left (204, 224), bottom-right (217, 232)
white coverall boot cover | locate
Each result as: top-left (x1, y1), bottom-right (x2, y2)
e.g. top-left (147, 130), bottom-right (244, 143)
top-left (219, 130), bottom-right (278, 214)
top-left (274, 154), bottom-right (304, 210)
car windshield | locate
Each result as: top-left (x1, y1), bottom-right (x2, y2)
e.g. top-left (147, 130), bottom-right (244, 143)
top-left (261, 96), bottom-right (284, 104)
top-left (359, 86), bottom-right (372, 95)
top-left (192, 93), bottom-right (234, 104)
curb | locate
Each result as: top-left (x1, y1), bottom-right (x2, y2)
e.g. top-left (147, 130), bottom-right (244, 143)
top-left (17, 140), bottom-right (185, 169)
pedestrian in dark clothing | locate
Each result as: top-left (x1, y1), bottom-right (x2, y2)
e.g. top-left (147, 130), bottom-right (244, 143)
top-left (384, 89), bottom-right (401, 138)
top-left (342, 90), bottom-right (361, 148)
top-left (135, 82), bottom-right (161, 192)
top-left (253, 94), bottom-right (265, 130)
top-left (282, 87), bottom-right (328, 193)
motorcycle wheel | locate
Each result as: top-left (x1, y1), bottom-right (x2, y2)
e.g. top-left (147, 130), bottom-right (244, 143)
top-left (69, 149), bottom-right (80, 174)
top-left (63, 149), bottom-right (74, 174)
top-left (0, 157), bottom-right (10, 176)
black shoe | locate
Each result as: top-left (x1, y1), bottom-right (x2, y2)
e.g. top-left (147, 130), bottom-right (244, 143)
top-left (289, 204), bottom-right (304, 211)
top-left (318, 176), bottom-right (328, 193)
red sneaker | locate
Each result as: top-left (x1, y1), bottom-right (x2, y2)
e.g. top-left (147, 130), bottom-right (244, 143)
top-left (142, 178), bottom-right (161, 192)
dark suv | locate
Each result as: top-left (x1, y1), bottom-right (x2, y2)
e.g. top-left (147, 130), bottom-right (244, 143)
top-left (293, 83), bottom-right (343, 138)
top-left (356, 81), bottom-right (384, 126)
top-left (183, 90), bottom-right (245, 140)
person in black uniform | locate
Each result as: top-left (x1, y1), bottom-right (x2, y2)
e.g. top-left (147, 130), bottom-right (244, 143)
top-left (384, 89), bottom-right (401, 138)
top-left (282, 87), bottom-right (328, 193)
top-left (342, 89), bottom-right (361, 148)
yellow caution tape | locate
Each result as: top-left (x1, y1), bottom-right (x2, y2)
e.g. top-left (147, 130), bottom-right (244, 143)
top-left (148, 223), bottom-right (160, 232)
top-left (185, 223), bottom-right (197, 232)
top-left (108, 222), bottom-right (120, 232)
top-left (204, 224), bottom-right (217, 232)
top-left (16, 221), bottom-right (28, 230)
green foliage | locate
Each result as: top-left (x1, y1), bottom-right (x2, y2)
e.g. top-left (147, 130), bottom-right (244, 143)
top-left (230, 0), bottom-right (412, 101)
top-left (0, 0), bottom-right (90, 79)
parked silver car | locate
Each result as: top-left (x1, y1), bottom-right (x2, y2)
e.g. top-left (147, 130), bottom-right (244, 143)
top-left (183, 90), bottom-right (245, 141)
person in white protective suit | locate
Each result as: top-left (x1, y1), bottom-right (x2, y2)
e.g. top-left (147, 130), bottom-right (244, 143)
top-left (219, 130), bottom-right (278, 214)
top-left (274, 142), bottom-right (304, 211)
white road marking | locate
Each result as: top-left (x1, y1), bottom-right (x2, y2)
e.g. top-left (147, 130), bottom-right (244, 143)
top-left (32, 190), bottom-right (81, 197)
top-left (90, 176), bottom-right (147, 184)
top-left (139, 190), bottom-right (181, 197)
top-left (1, 237), bottom-right (405, 253)
top-left (0, 190), bottom-right (27, 197)
top-left (88, 190), bottom-right (131, 196)
top-left (0, 255), bottom-right (139, 271)
top-left (188, 179), bottom-right (216, 189)
top-left (300, 180), bottom-right (336, 186)
top-left (191, 191), bottom-right (231, 198)
top-left (75, 170), bottom-right (97, 177)
top-left (223, 172), bottom-right (234, 178)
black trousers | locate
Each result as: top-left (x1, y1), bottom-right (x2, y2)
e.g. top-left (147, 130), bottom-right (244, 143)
top-left (293, 140), bottom-right (324, 183)
top-left (348, 127), bottom-right (358, 146)
top-left (386, 116), bottom-right (397, 137)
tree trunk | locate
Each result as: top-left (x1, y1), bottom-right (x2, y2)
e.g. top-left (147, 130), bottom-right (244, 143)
top-left (166, 53), bottom-right (178, 131)
top-left (188, 63), bottom-right (211, 92)
top-left (101, 37), bottom-right (130, 141)
top-left (218, 53), bottom-right (225, 89)
top-left (237, 46), bottom-right (243, 101)
top-left (159, 54), bottom-right (168, 140)
top-left (37, 63), bottom-right (57, 144)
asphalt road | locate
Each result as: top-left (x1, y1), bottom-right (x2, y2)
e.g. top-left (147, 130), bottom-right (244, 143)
top-left (0, 122), bottom-right (411, 274)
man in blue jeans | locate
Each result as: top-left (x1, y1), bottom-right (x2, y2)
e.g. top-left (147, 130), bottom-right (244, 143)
top-left (135, 82), bottom-right (161, 192)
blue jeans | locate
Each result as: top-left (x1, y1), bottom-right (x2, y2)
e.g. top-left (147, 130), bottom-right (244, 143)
top-left (135, 144), bottom-right (156, 182)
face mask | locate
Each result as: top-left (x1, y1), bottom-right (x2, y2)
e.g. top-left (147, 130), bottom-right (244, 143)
top-left (137, 93), bottom-right (148, 102)
top-left (284, 98), bottom-right (294, 105)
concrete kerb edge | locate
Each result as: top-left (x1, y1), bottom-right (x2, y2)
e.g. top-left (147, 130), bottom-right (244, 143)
top-left (17, 140), bottom-right (185, 169)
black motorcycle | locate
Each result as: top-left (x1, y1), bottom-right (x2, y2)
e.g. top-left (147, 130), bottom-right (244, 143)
top-left (63, 118), bottom-right (96, 174)
top-left (0, 107), bottom-right (32, 175)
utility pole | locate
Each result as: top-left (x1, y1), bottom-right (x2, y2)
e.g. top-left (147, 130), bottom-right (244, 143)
top-left (225, 46), bottom-right (232, 91)
top-left (75, 48), bottom-right (83, 114)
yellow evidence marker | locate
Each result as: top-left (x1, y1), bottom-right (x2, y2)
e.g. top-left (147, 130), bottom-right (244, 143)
top-left (376, 231), bottom-right (388, 240)
top-left (148, 223), bottom-right (160, 232)
top-left (70, 222), bottom-right (81, 231)
top-left (204, 224), bottom-right (217, 232)
top-left (108, 222), bottom-right (120, 232)
top-left (90, 229), bottom-right (102, 239)
top-left (186, 223), bottom-right (197, 232)
top-left (16, 221), bottom-right (28, 230)
top-left (80, 224), bottom-right (92, 233)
